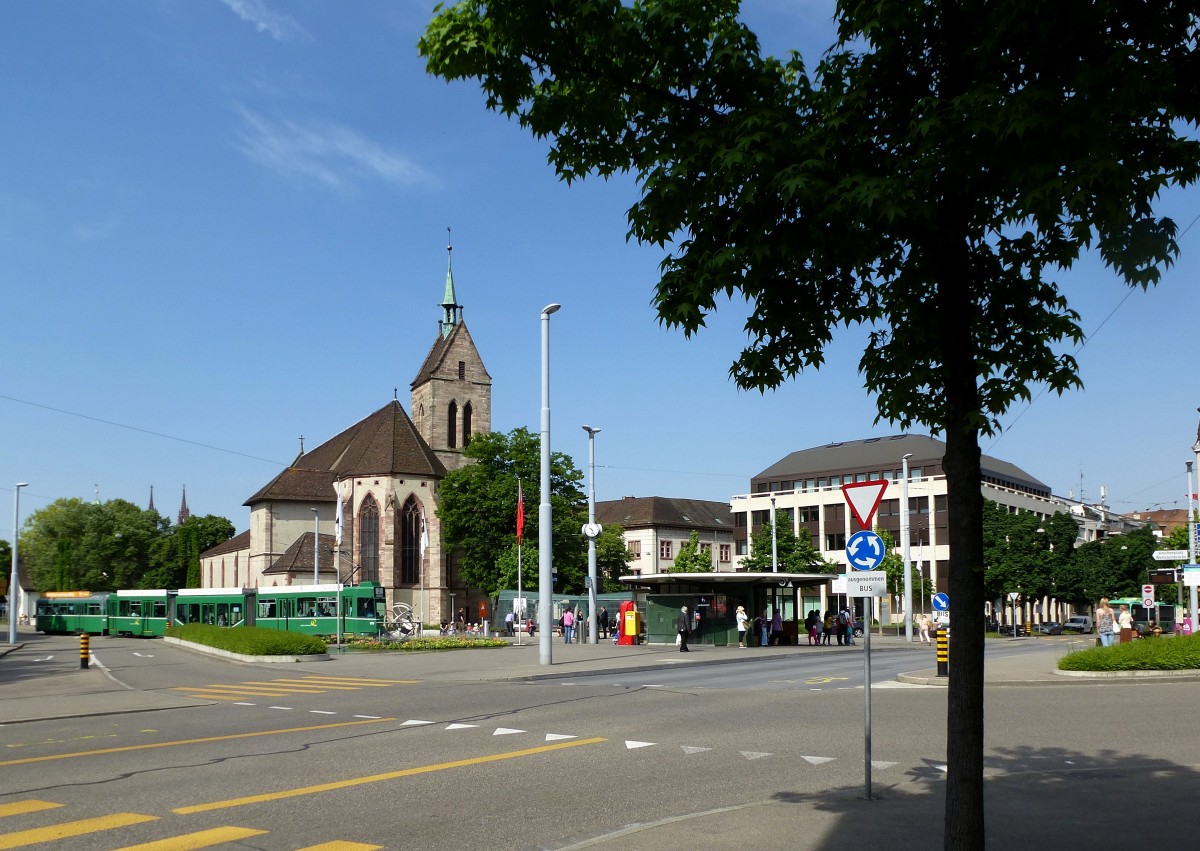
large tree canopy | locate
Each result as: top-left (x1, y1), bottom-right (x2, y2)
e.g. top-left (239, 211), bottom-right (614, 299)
top-left (421, 2), bottom-right (1199, 846)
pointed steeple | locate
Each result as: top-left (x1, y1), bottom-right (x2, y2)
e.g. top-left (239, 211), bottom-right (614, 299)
top-left (177, 485), bottom-right (191, 526)
top-left (440, 228), bottom-right (461, 339)
top-left (148, 485), bottom-right (156, 514)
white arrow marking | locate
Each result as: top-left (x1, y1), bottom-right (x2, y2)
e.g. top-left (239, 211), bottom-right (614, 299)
top-left (133, 652), bottom-right (154, 658)
top-left (545, 733), bottom-right (577, 741)
top-left (933, 764), bottom-right (948, 773)
top-left (871, 760), bottom-right (897, 769)
top-left (625, 741), bottom-right (656, 749)
top-left (445, 723), bottom-right (478, 730)
top-left (802, 756), bottom-right (836, 765)
top-left (741, 751), bottom-right (772, 760)
top-left (400, 719), bottom-right (433, 727)
top-left (494, 727), bottom-right (526, 736)
top-left (33, 656), bottom-right (54, 662)
top-left (681, 746), bottom-right (712, 755)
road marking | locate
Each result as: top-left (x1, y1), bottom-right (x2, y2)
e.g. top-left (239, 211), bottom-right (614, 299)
top-left (0, 801), bottom-right (62, 818)
top-left (0, 718), bottom-right (395, 767)
top-left (741, 751), bottom-right (772, 760)
top-left (545, 734), bottom-right (576, 741)
top-left (110, 825), bottom-right (268, 850)
top-left (444, 723), bottom-right (478, 730)
top-left (173, 737), bottom-right (607, 814)
top-left (171, 676), bottom-right (416, 700)
top-left (802, 756), bottom-right (835, 765)
top-left (310, 710), bottom-right (337, 715)
top-left (494, 728), bottom-right (525, 736)
top-left (681, 746), bottom-right (711, 754)
top-left (268, 706), bottom-right (293, 711)
top-left (400, 720), bottom-right (433, 727)
top-left (804, 676), bottom-right (849, 685)
top-left (625, 741), bottom-right (655, 749)
top-left (296, 842), bottom-right (383, 851)
top-left (0, 813), bottom-right (157, 849)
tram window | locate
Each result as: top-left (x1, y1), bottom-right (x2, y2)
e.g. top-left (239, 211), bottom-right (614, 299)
top-left (297, 597), bottom-right (316, 617)
top-left (152, 601), bottom-right (166, 618)
top-left (86, 602), bottom-right (103, 615)
top-left (316, 597), bottom-right (334, 616)
top-left (358, 597), bottom-right (379, 618)
top-left (259, 599), bottom-right (276, 618)
top-left (216, 604), bottom-right (230, 627)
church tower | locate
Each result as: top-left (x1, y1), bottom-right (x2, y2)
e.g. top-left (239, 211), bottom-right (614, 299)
top-left (411, 237), bottom-right (492, 471)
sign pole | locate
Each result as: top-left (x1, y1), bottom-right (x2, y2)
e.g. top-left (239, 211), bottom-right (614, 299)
top-left (863, 593), bottom-right (874, 800)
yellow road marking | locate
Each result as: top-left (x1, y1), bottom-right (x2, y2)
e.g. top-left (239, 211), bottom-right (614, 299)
top-left (292, 677), bottom-right (418, 686)
top-left (175, 737), bottom-right (608, 814)
top-left (296, 843), bottom-right (383, 851)
top-left (111, 826), bottom-right (268, 850)
top-left (0, 802), bottom-right (62, 819)
top-left (804, 676), bottom-right (850, 684)
top-left (0, 813), bottom-right (157, 849)
top-left (0, 718), bottom-right (395, 767)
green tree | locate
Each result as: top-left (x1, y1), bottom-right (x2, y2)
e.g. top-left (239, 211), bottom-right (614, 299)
top-left (669, 530), bottom-right (711, 574)
top-left (438, 427), bottom-right (587, 595)
top-left (144, 515), bottom-right (235, 589)
top-left (741, 522), bottom-right (835, 573)
top-left (595, 523), bottom-right (630, 592)
top-left (422, 3), bottom-right (1199, 843)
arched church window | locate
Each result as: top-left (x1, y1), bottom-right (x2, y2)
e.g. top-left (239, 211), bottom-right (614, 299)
top-left (398, 497), bottom-right (422, 586)
top-left (447, 400), bottom-right (458, 449)
top-left (359, 496), bottom-right (379, 583)
top-left (462, 401), bottom-right (473, 447)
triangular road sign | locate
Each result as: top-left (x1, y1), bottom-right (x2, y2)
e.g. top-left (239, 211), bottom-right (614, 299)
top-left (842, 480), bottom-right (888, 528)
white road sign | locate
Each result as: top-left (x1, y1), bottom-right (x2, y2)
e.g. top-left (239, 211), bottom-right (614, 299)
top-left (1153, 549), bottom-right (1189, 561)
top-left (847, 570), bottom-right (887, 597)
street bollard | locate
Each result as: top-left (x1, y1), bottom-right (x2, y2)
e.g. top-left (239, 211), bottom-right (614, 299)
top-left (80, 633), bottom-right (90, 669)
top-left (935, 627), bottom-right (949, 677)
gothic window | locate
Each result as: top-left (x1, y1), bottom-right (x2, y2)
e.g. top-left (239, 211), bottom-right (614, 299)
top-left (462, 401), bottom-right (473, 447)
top-left (359, 496), bottom-right (379, 583)
top-left (398, 496), bottom-right (422, 586)
top-left (447, 400), bottom-right (458, 449)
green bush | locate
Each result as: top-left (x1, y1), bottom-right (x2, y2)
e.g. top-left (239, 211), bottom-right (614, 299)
top-left (1057, 633), bottom-right (1200, 671)
top-left (346, 635), bottom-right (508, 652)
top-left (171, 623), bottom-right (327, 656)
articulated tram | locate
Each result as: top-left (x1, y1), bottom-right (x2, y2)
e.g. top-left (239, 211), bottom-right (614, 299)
top-left (35, 582), bottom-right (386, 638)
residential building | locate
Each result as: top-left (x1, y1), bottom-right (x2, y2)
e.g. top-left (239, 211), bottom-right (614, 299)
top-left (595, 496), bottom-right (736, 574)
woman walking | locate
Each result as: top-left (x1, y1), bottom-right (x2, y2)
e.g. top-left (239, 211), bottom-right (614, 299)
top-left (1096, 598), bottom-right (1116, 647)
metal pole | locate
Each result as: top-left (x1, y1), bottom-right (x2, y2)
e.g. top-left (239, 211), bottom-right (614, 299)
top-left (1188, 462), bottom-right (1197, 633)
top-left (901, 453), bottom-right (913, 642)
top-left (9, 483), bottom-right (28, 645)
top-left (311, 508), bottom-right (319, 585)
top-left (769, 496), bottom-right (778, 572)
top-left (539, 303), bottom-right (561, 665)
top-left (583, 425), bottom-right (600, 644)
top-left (863, 593), bottom-right (874, 800)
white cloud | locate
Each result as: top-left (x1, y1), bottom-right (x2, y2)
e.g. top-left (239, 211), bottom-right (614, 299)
top-left (219, 0), bottom-right (311, 42)
top-left (235, 107), bottom-right (436, 192)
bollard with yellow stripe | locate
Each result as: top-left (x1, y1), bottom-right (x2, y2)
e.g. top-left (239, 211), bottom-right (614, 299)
top-left (935, 627), bottom-right (949, 677)
top-left (80, 633), bottom-right (90, 669)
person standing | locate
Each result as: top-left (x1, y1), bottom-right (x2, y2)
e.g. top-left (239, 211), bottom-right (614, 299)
top-left (598, 606), bottom-right (609, 639)
top-left (822, 610), bottom-right (834, 645)
top-left (769, 610), bottom-right (783, 646)
top-left (845, 609), bottom-right (857, 645)
top-left (759, 610), bottom-right (770, 648)
top-left (504, 610), bottom-right (515, 637)
top-left (1096, 598), bottom-right (1116, 646)
top-left (1116, 604), bottom-right (1133, 643)
top-left (735, 605), bottom-right (749, 647)
top-left (677, 606), bottom-right (691, 652)
top-left (919, 613), bottom-right (932, 645)
top-left (562, 607), bottom-right (575, 643)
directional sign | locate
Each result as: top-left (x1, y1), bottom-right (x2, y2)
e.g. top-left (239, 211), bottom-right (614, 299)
top-left (846, 530), bottom-right (886, 571)
top-left (846, 570), bottom-right (887, 597)
top-left (1153, 549), bottom-right (1189, 561)
top-left (932, 592), bottom-right (949, 612)
top-left (841, 480), bottom-right (889, 528)
top-left (1183, 566), bottom-right (1200, 588)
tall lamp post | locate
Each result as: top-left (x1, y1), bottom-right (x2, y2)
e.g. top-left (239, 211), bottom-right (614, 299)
top-left (901, 453), bottom-right (913, 642)
top-left (582, 425), bottom-right (601, 644)
top-left (769, 496), bottom-right (778, 572)
top-left (1188, 462), bottom-right (1197, 633)
top-left (8, 482), bottom-right (29, 645)
top-left (311, 508), bottom-right (319, 585)
top-left (539, 303), bottom-right (561, 665)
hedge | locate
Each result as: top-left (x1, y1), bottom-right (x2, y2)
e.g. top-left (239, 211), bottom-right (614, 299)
top-left (172, 623), bottom-right (327, 656)
top-left (1057, 632), bottom-right (1200, 672)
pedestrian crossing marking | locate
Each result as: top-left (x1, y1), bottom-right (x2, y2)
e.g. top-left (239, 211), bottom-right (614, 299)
top-left (109, 825), bottom-right (267, 850)
top-left (0, 800), bottom-right (62, 818)
top-left (172, 675), bottom-right (416, 700)
top-left (0, 812), bottom-right (157, 848)
top-left (297, 843), bottom-right (384, 851)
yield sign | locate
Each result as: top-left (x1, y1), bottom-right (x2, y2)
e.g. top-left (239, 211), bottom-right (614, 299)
top-left (842, 480), bottom-right (888, 528)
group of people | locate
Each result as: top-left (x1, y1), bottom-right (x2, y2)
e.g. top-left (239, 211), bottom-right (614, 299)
top-left (1096, 598), bottom-right (1137, 646)
top-left (728, 605), bottom-right (860, 647)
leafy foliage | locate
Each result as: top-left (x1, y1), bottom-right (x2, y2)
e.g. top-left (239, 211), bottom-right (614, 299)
top-left (172, 623), bottom-right (326, 656)
top-left (669, 530), bottom-right (711, 574)
top-left (346, 635), bottom-right (508, 651)
top-left (740, 522), bottom-right (835, 573)
top-left (1058, 633), bottom-right (1200, 671)
top-left (437, 427), bottom-right (588, 595)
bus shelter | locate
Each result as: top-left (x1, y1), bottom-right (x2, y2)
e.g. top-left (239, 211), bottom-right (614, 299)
top-left (618, 572), bottom-right (834, 646)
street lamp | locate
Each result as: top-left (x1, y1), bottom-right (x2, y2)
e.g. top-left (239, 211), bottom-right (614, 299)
top-left (8, 483), bottom-right (29, 645)
top-left (582, 425), bottom-right (601, 644)
top-left (539, 303), bottom-right (561, 666)
top-left (769, 496), bottom-right (778, 572)
top-left (311, 508), bottom-right (319, 585)
top-left (1188, 462), bottom-right (1197, 634)
top-left (901, 453), bottom-right (913, 642)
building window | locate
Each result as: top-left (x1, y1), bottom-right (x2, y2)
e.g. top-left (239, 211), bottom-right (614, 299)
top-left (398, 497), bottom-right (421, 586)
top-left (719, 544), bottom-right (731, 563)
top-left (798, 506), bottom-right (819, 522)
top-left (736, 540), bottom-right (748, 556)
top-left (458, 360), bottom-right (466, 379)
top-left (627, 540), bottom-right (641, 560)
top-left (447, 400), bottom-right (458, 448)
top-left (462, 401), bottom-right (473, 447)
top-left (825, 532), bottom-right (846, 550)
top-left (700, 542), bottom-right (712, 554)
top-left (660, 540), bottom-right (673, 560)
top-left (359, 496), bottom-right (379, 582)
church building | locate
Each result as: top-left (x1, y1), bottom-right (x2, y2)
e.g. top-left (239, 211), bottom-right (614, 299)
top-left (198, 244), bottom-right (491, 624)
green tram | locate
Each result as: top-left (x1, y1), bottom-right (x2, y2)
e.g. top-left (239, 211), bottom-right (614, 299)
top-left (35, 583), bottom-right (386, 638)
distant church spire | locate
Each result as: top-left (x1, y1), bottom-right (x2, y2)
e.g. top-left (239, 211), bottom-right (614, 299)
top-left (148, 485), bottom-right (156, 513)
top-left (440, 227), bottom-right (462, 339)
top-left (177, 485), bottom-right (191, 526)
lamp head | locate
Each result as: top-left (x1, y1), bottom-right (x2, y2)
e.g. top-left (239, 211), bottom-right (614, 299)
top-left (582, 425), bottom-right (601, 436)
top-left (541, 303), bottom-right (561, 317)
top-left (15, 482), bottom-right (29, 489)
top-left (902, 453), bottom-right (913, 461)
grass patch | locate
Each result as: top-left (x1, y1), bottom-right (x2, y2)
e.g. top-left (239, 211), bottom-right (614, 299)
top-left (1057, 633), bottom-right (1200, 672)
top-left (171, 623), bottom-right (327, 656)
top-left (346, 635), bottom-right (508, 652)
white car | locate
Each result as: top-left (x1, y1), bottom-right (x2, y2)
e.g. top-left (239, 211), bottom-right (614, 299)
top-left (1063, 615), bottom-right (1093, 634)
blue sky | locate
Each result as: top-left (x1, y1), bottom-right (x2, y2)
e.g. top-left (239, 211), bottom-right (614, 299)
top-left (2, 1), bottom-right (1198, 537)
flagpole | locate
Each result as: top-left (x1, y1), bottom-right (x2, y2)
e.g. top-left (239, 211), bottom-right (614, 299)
top-left (516, 477), bottom-right (524, 646)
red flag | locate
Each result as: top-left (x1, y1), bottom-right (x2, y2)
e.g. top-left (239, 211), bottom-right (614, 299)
top-left (516, 481), bottom-right (525, 544)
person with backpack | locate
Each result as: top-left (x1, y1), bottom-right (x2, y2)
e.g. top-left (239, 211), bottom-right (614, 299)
top-left (822, 610), bottom-right (834, 645)
top-left (836, 608), bottom-right (850, 645)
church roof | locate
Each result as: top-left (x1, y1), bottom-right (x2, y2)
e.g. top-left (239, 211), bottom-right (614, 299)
top-left (245, 400), bottom-right (447, 506)
top-left (263, 531), bottom-right (339, 577)
top-left (411, 320), bottom-right (492, 387)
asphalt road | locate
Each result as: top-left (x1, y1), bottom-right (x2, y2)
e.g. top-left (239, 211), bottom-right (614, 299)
top-left (3, 636), bottom-right (1199, 850)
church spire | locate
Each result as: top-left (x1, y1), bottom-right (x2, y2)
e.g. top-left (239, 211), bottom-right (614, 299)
top-left (148, 485), bottom-right (156, 514)
top-left (177, 485), bottom-right (191, 526)
top-left (440, 227), bottom-right (461, 339)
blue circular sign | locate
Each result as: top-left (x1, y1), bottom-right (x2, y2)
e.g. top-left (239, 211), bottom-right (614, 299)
top-left (846, 530), bottom-right (885, 571)
top-left (932, 592), bottom-right (950, 611)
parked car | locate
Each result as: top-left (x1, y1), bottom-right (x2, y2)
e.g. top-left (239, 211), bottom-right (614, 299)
top-left (997, 623), bottom-right (1026, 636)
top-left (1063, 615), bottom-right (1093, 634)
top-left (1035, 621), bottom-right (1063, 635)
